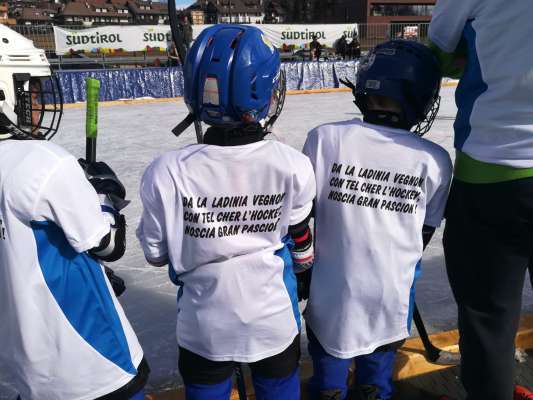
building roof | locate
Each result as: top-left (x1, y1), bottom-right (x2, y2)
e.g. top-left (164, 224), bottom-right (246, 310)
top-left (19, 7), bottom-right (54, 20)
top-left (90, 0), bottom-right (130, 10)
top-left (37, 2), bottom-right (62, 12)
top-left (191, 0), bottom-right (262, 15)
top-left (61, 1), bottom-right (125, 17)
top-left (127, 1), bottom-right (167, 16)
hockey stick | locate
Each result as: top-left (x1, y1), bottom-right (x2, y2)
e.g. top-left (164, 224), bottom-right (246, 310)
top-left (167, 0), bottom-right (203, 142)
top-left (84, 78), bottom-right (128, 298)
top-left (85, 77), bottom-right (100, 163)
top-left (413, 303), bottom-right (461, 365)
top-left (234, 363), bottom-right (247, 399)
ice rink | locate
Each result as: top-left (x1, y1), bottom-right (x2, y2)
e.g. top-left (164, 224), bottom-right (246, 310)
top-left (2, 86), bottom-right (533, 397)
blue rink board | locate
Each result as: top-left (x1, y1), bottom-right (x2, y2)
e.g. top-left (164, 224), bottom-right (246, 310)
top-left (57, 61), bottom-right (359, 103)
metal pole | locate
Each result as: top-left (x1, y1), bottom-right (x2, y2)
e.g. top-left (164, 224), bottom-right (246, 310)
top-left (229, 0), bottom-right (232, 23)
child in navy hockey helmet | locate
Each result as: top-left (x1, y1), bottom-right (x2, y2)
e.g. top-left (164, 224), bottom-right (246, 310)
top-left (137, 25), bottom-right (316, 400)
top-left (302, 40), bottom-right (453, 400)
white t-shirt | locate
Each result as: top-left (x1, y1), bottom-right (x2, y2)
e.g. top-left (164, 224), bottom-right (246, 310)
top-left (137, 140), bottom-right (315, 362)
top-left (429, 0), bottom-right (533, 168)
top-left (0, 140), bottom-right (143, 400)
top-left (303, 119), bottom-right (452, 358)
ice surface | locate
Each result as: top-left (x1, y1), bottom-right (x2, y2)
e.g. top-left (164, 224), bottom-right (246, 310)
top-left (2, 87), bottom-right (533, 397)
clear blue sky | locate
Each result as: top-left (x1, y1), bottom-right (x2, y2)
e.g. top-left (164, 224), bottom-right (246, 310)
top-left (176, 0), bottom-right (194, 6)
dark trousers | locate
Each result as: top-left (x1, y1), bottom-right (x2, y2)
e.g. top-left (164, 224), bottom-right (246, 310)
top-left (178, 335), bottom-right (301, 400)
top-left (443, 178), bottom-right (533, 400)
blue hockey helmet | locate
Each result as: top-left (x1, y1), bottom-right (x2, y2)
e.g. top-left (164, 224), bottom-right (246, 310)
top-left (184, 25), bottom-right (285, 132)
top-left (349, 40), bottom-right (441, 136)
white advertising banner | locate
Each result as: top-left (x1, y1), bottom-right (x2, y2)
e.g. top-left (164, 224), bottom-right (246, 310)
top-left (258, 24), bottom-right (358, 48)
top-left (53, 25), bottom-right (174, 55)
top-left (53, 24), bottom-right (359, 55)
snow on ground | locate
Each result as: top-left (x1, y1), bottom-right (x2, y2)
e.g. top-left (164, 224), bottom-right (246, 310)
top-left (2, 87), bottom-right (533, 397)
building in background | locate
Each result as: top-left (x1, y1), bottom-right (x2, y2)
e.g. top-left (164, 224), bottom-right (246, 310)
top-left (311, 0), bottom-right (365, 23)
top-left (309, 0), bottom-right (434, 24)
top-left (366, 0), bottom-right (434, 24)
top-left (58, 0), bottom-right (132, 25)
top-left (217, 0), bottom-right (264, 24)
top-left (9, 0), bottom-right (183, 26)
top-left (128, 0), bottom-right (168, 24)
top-left (362, 0), bottom-right (435, 42)
top-left (189, 6), bottom-right (205, 24)
top-left (1, 2), bottom-right (18, 25)
top-left (187, 0), bottom-right (264, 24)
top-left (10, 0), bottom-right (62, 25)
top-left (6, 0), bottom-right (435, 27)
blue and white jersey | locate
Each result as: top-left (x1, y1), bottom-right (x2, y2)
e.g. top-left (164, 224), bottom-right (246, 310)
top-left (303, 119), bottom-right (452, 358)
top-left (429, 0), bottom-right (533, 168)
top-left (0, 140), bottom-right (143, 400)
top-left (137, 140), bottom-right (315, 363)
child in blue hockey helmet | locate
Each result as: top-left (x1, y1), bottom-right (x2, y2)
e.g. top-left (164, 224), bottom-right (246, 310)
top-left (302, 40), bottom-right (453, 400)
top-left (137, 25), bottom-right (316, 400)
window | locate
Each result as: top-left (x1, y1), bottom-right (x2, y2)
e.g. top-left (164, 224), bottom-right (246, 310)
top-left (371, 4), bottom-right (434, 16)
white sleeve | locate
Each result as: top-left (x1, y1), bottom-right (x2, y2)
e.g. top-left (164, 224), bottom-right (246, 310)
top-left (302, 129), bottom-right (318, 170)
top-left (424, 152), bottom-right (453, 228)
top-left (33, 156), bottom-right (109, 253)
top-left (136, 161), bottom-right (170, 263)
top-left (290, 154), bottom-right (316, 226)
top-left (429, 0), bottom-right (477, 53)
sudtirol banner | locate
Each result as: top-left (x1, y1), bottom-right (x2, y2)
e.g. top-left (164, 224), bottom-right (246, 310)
top-left (260, 24), bottom-right (358, 48)
top-left (53, 24), bottom-right (359, 55)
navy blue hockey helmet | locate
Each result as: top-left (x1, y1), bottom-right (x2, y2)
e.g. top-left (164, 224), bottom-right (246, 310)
top-left (183, 24), bottom-right (285, 131)
top-left (349, 40), bottom-right (441, 135)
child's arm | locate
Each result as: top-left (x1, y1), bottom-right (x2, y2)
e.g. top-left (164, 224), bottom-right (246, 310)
top-left (428, 39), bottom-right (467, 80)
top-left (289, 208), bottom-right (314, 301)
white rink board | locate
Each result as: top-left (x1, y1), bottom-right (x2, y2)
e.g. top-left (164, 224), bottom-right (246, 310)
top-left (2, 87), bottom-right (533, 397)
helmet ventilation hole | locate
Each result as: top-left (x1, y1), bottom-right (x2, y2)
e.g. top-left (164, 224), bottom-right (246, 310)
top-left (230, 31), bottom-right (245, 49)
top-left (251, 76), bottom-right (258, 99)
